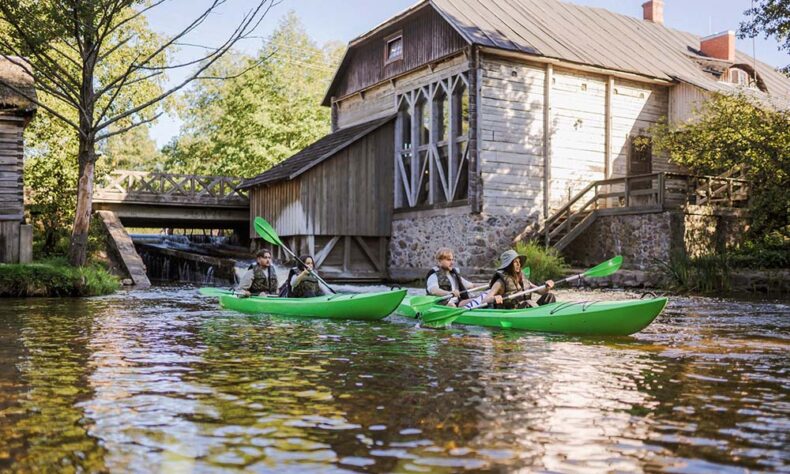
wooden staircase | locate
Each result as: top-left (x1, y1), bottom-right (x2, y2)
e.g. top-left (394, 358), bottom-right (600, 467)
top-left (517, 171), bottom-right (749, 251)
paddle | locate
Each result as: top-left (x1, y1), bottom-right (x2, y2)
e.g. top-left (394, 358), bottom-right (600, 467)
top-left (198, 287), bottom-right (235, 297)
top-left (422, 256), bottom-right (624, 321)
top-left (409, 267), bottom-right (531, 313)
top-left (253, 216), bottom-right (337, 294)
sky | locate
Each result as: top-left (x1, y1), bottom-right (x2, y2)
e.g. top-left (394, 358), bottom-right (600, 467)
top-left (144, 0), bottom-right (788, 148)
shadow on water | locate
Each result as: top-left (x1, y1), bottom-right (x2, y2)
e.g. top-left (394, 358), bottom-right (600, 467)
top-left (0, 287), bottom-right (787, 472)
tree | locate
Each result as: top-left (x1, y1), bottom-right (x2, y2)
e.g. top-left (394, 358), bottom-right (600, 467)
top-left (651, 93), bottom-right (790, 238)
top-left (0, 0), bottom-right (275, 266)
top-left (162, 12), bottom-right (344, 177)
top-left (739, 0), bottom-right (790, 74)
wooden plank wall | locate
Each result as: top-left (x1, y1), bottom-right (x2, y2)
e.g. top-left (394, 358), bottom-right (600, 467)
top-left (478, 54), bottom-right (678, 215)
top-left (250, 122), bottom-right (394, 238)
top-left (668, 81), bottom-right (710, 124)
top-left (337, 54), bottom-right (468, 130)
top-left (478, 57), bottom-right (545, 216)
top-left (333, 6), bottom-right (467, 100)
top-left (0, 117), bottom-right (24, 221)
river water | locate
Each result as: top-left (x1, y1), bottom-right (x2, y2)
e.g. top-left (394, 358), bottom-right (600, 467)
top-left (0, 286), bottom-right (787, 473)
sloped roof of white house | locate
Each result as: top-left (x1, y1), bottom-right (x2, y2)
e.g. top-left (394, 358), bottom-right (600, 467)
top-left (326, 0), bottom-right (790, 108)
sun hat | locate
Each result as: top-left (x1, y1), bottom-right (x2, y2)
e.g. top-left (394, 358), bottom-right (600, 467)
top-left (497, 249), bottom-right (526, 271)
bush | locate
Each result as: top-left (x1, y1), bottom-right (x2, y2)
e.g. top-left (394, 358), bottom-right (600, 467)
top-left (513, 241), bottom-right (570, 283)
top-left (0, 258), bottom-right (120, 297)
top-left (656, 250), bottom-right (731, 294)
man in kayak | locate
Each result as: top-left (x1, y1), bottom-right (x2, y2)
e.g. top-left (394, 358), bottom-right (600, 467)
top-left (465, 250), bottom-right (555, 309)
top-left (426, 248), bottom-right (474, 307)
top-left (237, 249), bottom-right (279, 297)
top-left (288, 255), bottom-right (325, 298)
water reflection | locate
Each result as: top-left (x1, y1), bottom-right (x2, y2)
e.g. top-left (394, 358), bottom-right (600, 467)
top-left (0, 288), bottom-right (787, 472)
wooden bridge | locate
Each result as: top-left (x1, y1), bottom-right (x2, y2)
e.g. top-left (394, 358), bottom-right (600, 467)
top-left (93, 170), bottom-right (249, 229)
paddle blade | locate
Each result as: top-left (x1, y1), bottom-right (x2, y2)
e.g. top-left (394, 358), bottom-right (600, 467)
top-left (199, 287), bottom-right (234, 297)
top-left (583, 255), bottom-right (623, 278)
top-left (253, 217), bottom-right (284, 247)
top-left (410, 295), bottom-right (442, 311)
top-left (522, 267), bottom-right (530, 280)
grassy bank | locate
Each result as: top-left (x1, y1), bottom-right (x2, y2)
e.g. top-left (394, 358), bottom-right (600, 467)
top-left (0, 258), bottom-right (120, 297)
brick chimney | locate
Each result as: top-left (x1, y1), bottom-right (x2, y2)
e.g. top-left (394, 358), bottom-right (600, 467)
top-left (700, 31), bottom-right (735, 61)
top-left (642, 0), bottom-right (664, 24)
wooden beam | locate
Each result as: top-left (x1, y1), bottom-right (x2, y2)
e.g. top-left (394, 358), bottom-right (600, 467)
top-left (314, 236), bottom-right (340, 268)
top-left (468, 46), bottom-right (481, 213)
top-left (543, 63), bottom-right (553, 219)
top-left (354, 236), bottom-right (383, 272)
top-left (343, 235), bottom-right (351, 272)
top-left (605, 76), bottom-right (613, 179)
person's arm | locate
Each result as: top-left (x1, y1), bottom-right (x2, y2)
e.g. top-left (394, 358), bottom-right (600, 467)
top-left (426, 274), bottom-right (451, 297)
top-left (482, 281), bottom-right (504, 305)
top-left (236, 269), bottom-right (254, 295)
top-left (460, 276), bottom-right (475, 289)
top-left (526, 279), bottom-right (554, 295)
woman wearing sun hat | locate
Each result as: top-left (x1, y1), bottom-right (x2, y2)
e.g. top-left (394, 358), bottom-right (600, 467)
top-left (464, 249), bottom-right (556, 310)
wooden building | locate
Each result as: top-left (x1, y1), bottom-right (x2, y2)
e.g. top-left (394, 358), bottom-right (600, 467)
top-left (243, 0), bottom-right (790, 279)
top-left (0, 57), bottom-right (36, 264)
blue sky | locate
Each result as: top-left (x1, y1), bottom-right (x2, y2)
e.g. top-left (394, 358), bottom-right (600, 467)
top-left (145, 0), bottom-right (787, 147)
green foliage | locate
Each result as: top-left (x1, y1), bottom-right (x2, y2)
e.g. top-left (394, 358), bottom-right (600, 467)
top-left (657, 250), bottom-right (732, 294)
top-left (11, 7), bottom-right (169, 256)
top-left (651, 93), bottom-right (790, 238)
top-left (0, 258), bottom-right (120, 297)
top-left (513, 241), bottom-right (570, 283)
top-left (739, 0), bottom-right (790, 74)
top-left (728, 232), bottom-right (790, 268)
top-left (161, 11), bottom-right (344, 177)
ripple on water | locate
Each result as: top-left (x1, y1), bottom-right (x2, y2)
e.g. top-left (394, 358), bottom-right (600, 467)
top-left (0, 287), bottom-right (788, 472)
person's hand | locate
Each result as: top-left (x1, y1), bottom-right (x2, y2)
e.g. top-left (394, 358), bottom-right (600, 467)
top-left (451, 290), bottom-right (461, 299)
top-left (236, 290), bottom-right (251, 298)
top-left (301, 269), bottom-right (309, 276)
top-left (494, 295), bottom-right (503, 305)
top-left (447, 301), bottom-right (457, 308)
top-left (545, 280), bottom-right (555, 289)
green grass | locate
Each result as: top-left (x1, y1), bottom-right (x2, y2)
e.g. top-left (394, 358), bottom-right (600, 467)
top-left (513, 241), bottom-right (570, 283)
top-left (0, 258), bottom-right (120, 297)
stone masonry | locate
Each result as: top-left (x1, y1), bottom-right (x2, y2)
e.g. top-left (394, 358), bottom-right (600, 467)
top-left (388, 212), bottom-right (534, 281)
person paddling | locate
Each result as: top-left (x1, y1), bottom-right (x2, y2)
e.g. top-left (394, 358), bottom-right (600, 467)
top-left (237, 249), bottom-right (279, 297)
top-left (288, 255), bottom-right (325, 298)
top-left (466, 250), bottom-right (555, 309)
top-left (426, 248), bottom-right (474, 307)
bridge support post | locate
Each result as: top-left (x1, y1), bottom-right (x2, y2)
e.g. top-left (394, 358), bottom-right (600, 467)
top-left (97, 210), bottom-right (151, 288)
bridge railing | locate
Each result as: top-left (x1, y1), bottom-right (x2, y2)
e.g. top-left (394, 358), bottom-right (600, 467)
top-left (94, 170), bottom-right (249, 206)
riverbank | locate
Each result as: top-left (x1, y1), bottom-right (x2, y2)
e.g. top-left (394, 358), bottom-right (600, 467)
top-left (0, 259), bottom-right (120, 297)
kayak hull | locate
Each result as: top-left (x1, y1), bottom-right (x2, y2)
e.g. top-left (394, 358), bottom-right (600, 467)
top-left (398, 295), bottom-right (667, 336)
top-left (219, 289), bottom-right (407, 321)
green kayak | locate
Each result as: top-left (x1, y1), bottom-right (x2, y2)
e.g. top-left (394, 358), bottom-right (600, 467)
top-left (218, 289), bottom-right (407, 321)
top-left (397, 295), bottom-right (667, 336)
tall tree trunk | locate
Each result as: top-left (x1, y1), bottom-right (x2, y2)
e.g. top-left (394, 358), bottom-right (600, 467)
top-left (67, 140), bottom-right (96, 266)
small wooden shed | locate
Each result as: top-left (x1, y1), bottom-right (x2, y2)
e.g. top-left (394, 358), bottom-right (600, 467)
top-left (0, 57), bottom-right (36, 263)
top-left (239, 116), bottom-right (395, 281)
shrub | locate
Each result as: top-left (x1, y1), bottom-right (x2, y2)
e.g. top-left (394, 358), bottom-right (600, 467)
top-left (513, 241), bottom-right (570, 283)
top-left (0, 259), bottom-right (120, 297)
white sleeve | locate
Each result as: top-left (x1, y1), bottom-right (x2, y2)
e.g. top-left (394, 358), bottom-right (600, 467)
top-left (290, 274), bottom-right (299, 287)
top-left (237, 269), bottom-right (254, 291)
top-left (426, 274), bottom-right (441, 295)
top-left (460, 276), bottom-right (475, 289)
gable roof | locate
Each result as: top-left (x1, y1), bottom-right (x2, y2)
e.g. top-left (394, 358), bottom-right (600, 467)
top-left (239, 115), bottom-right (395, 189)
top-left (324, 0), bottom-right (790, 108)
top-left (0, 56), bottom-right (37, 114)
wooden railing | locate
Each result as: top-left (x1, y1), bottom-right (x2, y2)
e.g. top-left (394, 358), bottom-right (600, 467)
top-left (524, 172), bottom-right (749, 250)
top-left (94, 170), bottom-right (249, 206)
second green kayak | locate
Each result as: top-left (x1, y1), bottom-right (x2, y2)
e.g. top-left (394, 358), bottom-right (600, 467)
top-left (397, 295), bottom-right (667, 336)
top-left (218, 289), bottom-right (406, 321)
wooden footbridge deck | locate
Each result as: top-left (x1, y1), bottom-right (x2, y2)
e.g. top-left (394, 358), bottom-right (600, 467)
top-left (93, 170), bottom-right (249, 229)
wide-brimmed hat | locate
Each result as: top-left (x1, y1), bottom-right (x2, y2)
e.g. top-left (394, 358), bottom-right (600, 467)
top-left (497, 250), bottom-right (526, 271)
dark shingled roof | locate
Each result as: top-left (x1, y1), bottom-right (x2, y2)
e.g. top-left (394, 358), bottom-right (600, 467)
top-left (240, 115), bottom-right (395, 189)
top-left (324, 0), bottom-right (790, 109)
top-left (0, 56), bottom-right (37, 114)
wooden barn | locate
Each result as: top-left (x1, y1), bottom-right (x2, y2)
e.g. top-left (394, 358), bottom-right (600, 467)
top-left (0, 57), bottom-right (36, 264)
top-left (242, 0), bottom-right (790, 280)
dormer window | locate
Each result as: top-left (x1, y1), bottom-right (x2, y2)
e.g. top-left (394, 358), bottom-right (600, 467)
top-left (727, 67), bottom-right (752, 87)
top-left (385, 33), bottom-right (403, 64)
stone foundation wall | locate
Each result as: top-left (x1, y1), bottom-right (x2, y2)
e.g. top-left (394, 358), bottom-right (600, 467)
top-left (564, 206), bottom-right (749, 270)
top-left (388, 211), bottom-right (533, 281)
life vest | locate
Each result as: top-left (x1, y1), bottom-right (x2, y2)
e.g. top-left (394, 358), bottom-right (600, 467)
top-left (290, 269), bottom-right (322, 298)
top-left (489, 270), bottom-right (531, 309)
top-left (249, 264), bottom-right (278, 295)
top-left (425, 266), bottom-right (469, 299)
